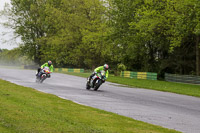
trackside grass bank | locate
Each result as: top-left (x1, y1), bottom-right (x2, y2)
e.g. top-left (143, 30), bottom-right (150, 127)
top-left (59, 72), bottom-right (200, 98)
top-left (0, 79), bottom-right (179, 133)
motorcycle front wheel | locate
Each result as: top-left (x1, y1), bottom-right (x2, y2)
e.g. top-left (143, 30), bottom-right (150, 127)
top-left (39, 74), bottom-right (46, 83)
top-left (86, 83), bottom-right (91, 90)
top-left (94, 79), bottom-right (102, 91)
top-left (86, 78), bottom-right (91, 90)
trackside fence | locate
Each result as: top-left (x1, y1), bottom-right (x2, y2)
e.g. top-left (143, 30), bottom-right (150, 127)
top-left (165, 73), bottom-right (200, 84)
top-left (54, 68), bottom-right (84, 73)
top-left (121, 71), bottom-right (157, 80)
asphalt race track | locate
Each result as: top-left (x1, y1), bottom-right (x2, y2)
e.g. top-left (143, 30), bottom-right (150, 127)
top-left (0, 68), bottom-right (200, 133)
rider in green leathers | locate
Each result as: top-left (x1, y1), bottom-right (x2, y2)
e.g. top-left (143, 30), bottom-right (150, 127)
top-left (36, 61), bottom-right (54, 78)
top-left (89, 64), bottom-right (109, 82)
top-left (40, 61), bottom-right (54, 72)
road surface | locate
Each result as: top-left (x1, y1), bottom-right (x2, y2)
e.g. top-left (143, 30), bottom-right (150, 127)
top-left (0, 68), bottom-right (200, 133)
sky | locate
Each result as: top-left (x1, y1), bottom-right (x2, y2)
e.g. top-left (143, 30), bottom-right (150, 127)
top-left (0, 0), bottom-right (19, 50)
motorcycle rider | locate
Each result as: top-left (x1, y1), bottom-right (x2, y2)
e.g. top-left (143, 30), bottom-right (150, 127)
top-left (88, 64), bottom-right (109, 83)
top-left (36, 61), bottom-right (54, 78)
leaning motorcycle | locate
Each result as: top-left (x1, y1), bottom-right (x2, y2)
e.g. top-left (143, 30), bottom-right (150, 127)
top-left (36, 67), bottom-right (51, 83)
top-left (86, 71), bottom-right (106, 91)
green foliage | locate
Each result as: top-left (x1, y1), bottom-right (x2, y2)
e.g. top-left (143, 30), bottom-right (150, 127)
top-left (108, 0), bottom-right (200, 75)
top-left (0, 48), bottom-right (33, 65)
top-left (117, 63), bottom-right (126, 72)
top-left (2, 0), bottom-right (200, 75)
top-left (7, 0), bottom-right (112, 68)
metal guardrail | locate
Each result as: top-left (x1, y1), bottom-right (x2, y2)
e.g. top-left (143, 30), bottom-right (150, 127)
top-left (165, 73), bottom-right (200, 84)
top-left (54, 68), bottom-right (84, 73)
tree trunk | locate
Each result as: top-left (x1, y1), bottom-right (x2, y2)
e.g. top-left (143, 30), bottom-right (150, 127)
top-left (196, 35), bottom-right (200, 76)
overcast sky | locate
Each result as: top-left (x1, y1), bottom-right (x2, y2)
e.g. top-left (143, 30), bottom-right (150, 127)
top-left (0, 0), bottom-right (19, 50)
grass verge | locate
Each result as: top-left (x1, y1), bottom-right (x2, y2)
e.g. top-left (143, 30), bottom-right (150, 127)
top-left (0, 79), bottom-right (179, 133)
top-left (0, 65), bottom-right (23, 69)
top-left (58, 72), bottom-right (200, 98)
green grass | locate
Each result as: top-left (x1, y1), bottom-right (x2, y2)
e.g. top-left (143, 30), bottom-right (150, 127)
top-left (0, 65), bottom-right (23, 69)
top-left (59, 72), bottom-right (200, 98)
top-left (0, 79), bottom-right (179, 133)
top-left (108, 76), bottom-right (200, 97)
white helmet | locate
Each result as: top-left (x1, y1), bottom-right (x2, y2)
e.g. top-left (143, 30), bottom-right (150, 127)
top-left (48, 60), bottom-right (52, 66)
top-left (104, 64), bottom-right (109, 70)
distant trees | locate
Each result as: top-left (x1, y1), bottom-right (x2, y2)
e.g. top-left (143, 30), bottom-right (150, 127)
top-left (0, 49), bottom-right (18, 65)
top-left (108, 0), bottom-right (200, 76)
top-left (7, 0), bottom-right (112, 68)
top-left (0, 48), bottom-right (33, 65)
top-left (2, 0), bottom-right (200, 76)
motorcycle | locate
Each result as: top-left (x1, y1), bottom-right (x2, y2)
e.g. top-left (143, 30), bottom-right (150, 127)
top-left (86, 71), bottom-right (106, 91)
top-left (36, 67), bottom-right (51, 83)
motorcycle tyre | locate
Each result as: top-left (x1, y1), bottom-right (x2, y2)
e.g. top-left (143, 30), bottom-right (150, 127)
top-left (40, 77), bottom-right (45, 83)
top-left (86, 84), bottom-right (91, 90)
top-left (94, 80), bottom-right (102, 91)
top-left (86, 78), bottom-right (91, 90)
top-left (39, 74), bottom-right (46, 83)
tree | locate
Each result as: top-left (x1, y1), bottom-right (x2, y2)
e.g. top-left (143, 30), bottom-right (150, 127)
top-left (168, 0), bottom-right (200, 75)
top-left (107, 0), bottom-right (143, 70)
top-left (7, 0), bottom-right (49, 64)
top-left (6, 0), bottom-right (110, 68)
top-left (39, 0), bottom-right (111, 68)
top-left (108, 0), bottom-right (200, 75)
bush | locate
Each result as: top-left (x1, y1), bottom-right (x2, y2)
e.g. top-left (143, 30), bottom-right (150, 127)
top-left (114, 63), bottom-right (126, 76)
top-left (117, 63), bottom-right (126, 72)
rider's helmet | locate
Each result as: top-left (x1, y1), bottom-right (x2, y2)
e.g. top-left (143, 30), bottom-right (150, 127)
top-left (48, 60), bottom-right (52, 67)
top-left (103, 64), bottom-right (109, 71)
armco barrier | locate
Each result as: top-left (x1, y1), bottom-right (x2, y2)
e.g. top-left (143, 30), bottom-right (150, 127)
top-left (121, 71), bottom-right (157, 80)
top-left (165, 73), bottom-right (200, 84)
top-left (54, 68), bottom-right (84, 73)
